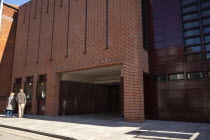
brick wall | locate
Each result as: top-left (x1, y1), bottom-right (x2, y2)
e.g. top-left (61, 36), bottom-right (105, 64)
top-left (0, 4), bottom-right (18, 112)
top-left (12, 0), bottom-right (148, 122)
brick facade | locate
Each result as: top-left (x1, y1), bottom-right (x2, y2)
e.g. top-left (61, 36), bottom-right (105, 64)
top-left (0, 4), bottom-right (18, 112)
top-left (12, 0), bottom-right (148, 122)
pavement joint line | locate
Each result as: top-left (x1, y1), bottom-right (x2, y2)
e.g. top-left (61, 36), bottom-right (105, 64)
top-left (0, 124), bottom-right (76, 140)
top-left (0, 127), bottom-right (60, 140)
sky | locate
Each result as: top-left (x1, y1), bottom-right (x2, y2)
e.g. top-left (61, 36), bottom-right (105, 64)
top-left (4, 0), bottom-right (30, 6)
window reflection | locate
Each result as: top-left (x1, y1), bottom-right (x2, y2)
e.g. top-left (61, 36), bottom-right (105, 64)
top-left (37, 81), bottom-right (46, 99)
top-left (182, 0), bottom-right (197, 5)
top-left (202, 10), bottom-right (210, 17)
top-left (185, 46), bottom-right (202, 53)
top-left (205, 44), bottom-right (210, 51)
top-left (203, 18), bottom-right (210, 25)
top-left (169, 74), bottom-right (184, 80)
top-left (183, 21), bottom-right (199, 28)
top-left (187, 72), bottom-right (204, 79)
top-left (184, 37), bottom-right (201, 45)
top-left (184, 29), bottom-right (200, 37)
top-left (183, 13), bottom-right (198, 21)
top-left (204, 35), bottom-right (210, 42)
top-left (182, 5), bottom-right (197, 13)
top-left (152, 75), bottom-right (166, 82)
top-left (203, 27), bottom-right (210, 34)
top-left (25, 77), bottom-right (33, 99)
top-left (201, 1), bottom-right (210, 9)
top-left (206, 53), bottom-right (210, 59)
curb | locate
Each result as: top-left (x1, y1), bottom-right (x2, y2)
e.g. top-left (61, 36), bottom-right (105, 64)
top-left (0, 124), bottom-right (76, 140)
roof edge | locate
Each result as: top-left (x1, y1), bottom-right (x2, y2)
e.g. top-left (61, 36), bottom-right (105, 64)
top-left (3, 3), bottom-right (18, 10)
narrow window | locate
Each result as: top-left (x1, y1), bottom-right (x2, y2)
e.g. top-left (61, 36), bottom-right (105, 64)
top-left (185, 46), bottom-right (202, 54)
top-left (184, 29), bottom-right (200, 37)
top-left (203, 18), bottom-right (210, 25)
top-left (169, 74), bottom-right (184, 81)
top-left (182, 13), bottom-right (198, 21)
top-left (201, 1), bottom-right (210, 9)
top-left (184, 37), bottom-right (201, 45)
top-left (187, 72), bottom-right (204, 79)
top-left (182, 5), bottom-right (197, 13)
top-left (204, 35), bottom-right (210, 42)
top-left (152, 75), bottom-right (166, 82)
top-left (181, 0), bottom-right (197, 5)
top-left (208, 71), bottom-right (210, 78)
top-left (203, 26), bottom-right (210, 34)
top-left (205, 44), bottom-right (210, 51)
top-left (25, 77), bottom-right (33, 99)
top-left (206, 53), bottom-right (210, 59)
top-left (202, 10), bottom-right (210, 17)
top-left (183, 21), bottom-right (199, 29)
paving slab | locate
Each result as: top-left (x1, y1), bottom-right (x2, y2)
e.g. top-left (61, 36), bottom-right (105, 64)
top-left (0, 114), bottom-right (209, 140)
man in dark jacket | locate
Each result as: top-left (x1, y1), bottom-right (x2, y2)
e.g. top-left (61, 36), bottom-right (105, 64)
top-left (16, 89), bottom-right (26, 118)
top-left (5, 93), bottom-right (16, 118)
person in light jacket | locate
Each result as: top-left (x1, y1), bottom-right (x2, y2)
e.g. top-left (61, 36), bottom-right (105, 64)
top-left (16, 89), bottom-right (26, 118)
top-left (5, 93), bottom-right (16, 118)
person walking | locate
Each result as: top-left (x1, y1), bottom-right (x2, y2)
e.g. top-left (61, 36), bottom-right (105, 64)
top-left (16, 89), bottom-right (26, 118)
top-left (5, 93), bottom-right (16, 118)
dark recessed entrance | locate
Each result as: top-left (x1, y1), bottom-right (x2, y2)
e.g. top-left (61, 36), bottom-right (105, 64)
top-left (59, 66), bottom-right (123, 118)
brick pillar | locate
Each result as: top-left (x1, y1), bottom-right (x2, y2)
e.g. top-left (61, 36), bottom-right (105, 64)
top-left (31, 75), bottom-right (38, 115)
top-left (45, 72), bottom-right (60, 116)
top-left (123, 59), bottom-right (145, 122)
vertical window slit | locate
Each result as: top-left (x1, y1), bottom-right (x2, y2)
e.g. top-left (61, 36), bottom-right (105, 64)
top-left (36, 0), bottom-right (44, 64)
top-left (83, 0), bottom-right (88, 54)
top-left (23, 4), bottom-right (27, 24)
top-left (60, 0), bottom-right (63, 7)
top-left (105, 0), bottom-right (109, 49)
top-left (46, 0), bottom-right (49, 13)
top-left (65, 0), bottom-right (71, 57)
top-left (34, 0), bottom-right (38, 19)
top-left (25, 3), bottom-right (32, 66)
top-left (50, 0), bottom-right (56, 61)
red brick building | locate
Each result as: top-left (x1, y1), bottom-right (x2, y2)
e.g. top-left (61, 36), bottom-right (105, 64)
top-left (11, 0), bottom-right (148, 122)
top-left (0, 3), bottom-right (18, 112)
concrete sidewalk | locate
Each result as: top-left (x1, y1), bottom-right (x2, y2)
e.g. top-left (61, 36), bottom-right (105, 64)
top-left (0, 114), bottom-right (209, 140)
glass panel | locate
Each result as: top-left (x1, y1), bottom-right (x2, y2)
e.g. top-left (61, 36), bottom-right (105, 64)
top-left (201, 1), bottom-right (210, 8)
top-left (152, 75), bottom-right (166, 82)
top-left (184, 29), bottom-right (200, 37)
top-left (184, 37), bottom-right (201, 45)
top-left (205, 44), bottom-right (210, 51)
top-left (207, 53), bottom-right (210, 59)
top-left (25, 82), bottom-right (33, 99)
top-left (202, 10), bottom-right (210, 17)
top-left (183, 21), bottom-right (199, 28)
top-left (204, 35), bottom-right (210, 42)
top-left (183, 13), bottom-right (198, 21)
top-left (203, 27), bottom-right (210, 34)
top-left (203, 18), bottom-right (210, 24)
top-left (187, 72), bottom-right (204, 79)
top-left (182, 0), bottom-right (197, 5)
top-left (37, 81), bottom-right (46, 99)
top-left (169, 74), bottom-right (184, 80)
top-left (186, 54), bottom-right (203, 61)
top-left (182, 5), bottom-right (197, 13)
top-left (185, 46), bottom-right (202, 53)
